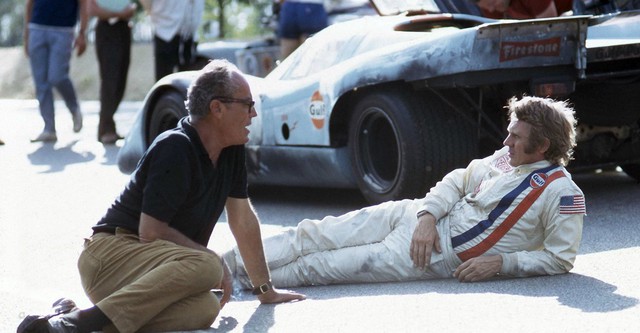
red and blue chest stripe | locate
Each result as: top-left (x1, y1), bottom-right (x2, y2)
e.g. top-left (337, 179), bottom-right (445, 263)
top-left (451, 165), bottom-right (564, 261)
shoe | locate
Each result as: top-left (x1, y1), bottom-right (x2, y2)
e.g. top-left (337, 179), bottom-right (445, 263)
top-left (17, 314), bottom-right (51, 333)
top-left (99, 132), bottom-right (121, 145)
top-left (72, 111), bottom-right (83, 133)
top-left (0, 138), bottom-right (4, 145)
top-left (17, 298), bottom-right (78, 333)
top-left (47, 316), bottom-right (79, 333)
top-left (52, 298), bottom-right (78, 315)
top-left (30, 131), bottom-right (57, 143)
top-left (17, 315), bottom-right (78, 333)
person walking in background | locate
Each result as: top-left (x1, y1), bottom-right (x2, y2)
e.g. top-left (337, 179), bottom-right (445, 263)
top-left (276, 0), bottom-right (328, 60)
top-left (88, 0), bottom-right (137, 144)
top-left (24, 0), bottom-right (87, 143)
top-left (140, 0), bottom-right (204, 82)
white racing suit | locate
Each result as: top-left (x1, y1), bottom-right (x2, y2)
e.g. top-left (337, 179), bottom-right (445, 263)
top-left (226, 147), bottom-right (586, 287)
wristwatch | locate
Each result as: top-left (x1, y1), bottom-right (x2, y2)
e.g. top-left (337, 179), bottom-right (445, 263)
top-left (252, 281), bottom-right (273, 295)
top-left (416, 210), bottom-right (430, 219)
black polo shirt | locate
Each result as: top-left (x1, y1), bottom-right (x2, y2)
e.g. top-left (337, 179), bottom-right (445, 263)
top-left (93, 117), bottom-right (248, 246)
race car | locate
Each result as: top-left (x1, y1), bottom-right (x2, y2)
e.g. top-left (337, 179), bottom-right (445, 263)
top-left (117, 0), bottom-right (640, 204)
top-left (192, 0), bottom-right (378, 77)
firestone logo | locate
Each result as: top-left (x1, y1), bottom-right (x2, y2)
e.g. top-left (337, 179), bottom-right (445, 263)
top-left (500, 37), bottom-right (561, 62)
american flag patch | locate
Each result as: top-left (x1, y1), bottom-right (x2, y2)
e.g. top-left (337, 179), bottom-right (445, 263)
top-left (559, 195), bottom-right (586, 214)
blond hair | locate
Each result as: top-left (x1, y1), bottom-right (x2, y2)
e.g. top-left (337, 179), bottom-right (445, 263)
top-left (508, 96), bottom-right (577, 166)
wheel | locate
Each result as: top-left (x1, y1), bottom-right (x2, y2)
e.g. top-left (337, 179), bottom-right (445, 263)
top-left (147, 90), bottom-right (188, 144)
top-left (348, 88), bottom-right (476, 204)
top-left (620, 164), bottom-right (640, 183)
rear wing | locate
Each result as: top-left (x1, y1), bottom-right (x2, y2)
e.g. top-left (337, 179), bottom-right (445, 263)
top-left (470, 16), bottom-right (589, 79)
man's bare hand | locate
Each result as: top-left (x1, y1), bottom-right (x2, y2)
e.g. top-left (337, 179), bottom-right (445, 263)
top-left (257, 288), bottom-right (306, 304)
top-left (410, 213), bottom-right (441, 269)
top-left (219, 259), bottom-right (233, 307)
top-left (74, 34), bottom-right (87, 56)
top-left (453, 255), bottom-right (502, 282)
top-left (121, 3), bottom-right (137, 20)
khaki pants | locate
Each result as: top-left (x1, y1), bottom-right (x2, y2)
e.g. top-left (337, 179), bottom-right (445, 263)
top-left (78, 228), bottom-right (222, 333)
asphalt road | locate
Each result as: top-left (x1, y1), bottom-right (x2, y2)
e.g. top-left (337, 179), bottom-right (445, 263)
top-left (1, 100), bottom-right (639, 332)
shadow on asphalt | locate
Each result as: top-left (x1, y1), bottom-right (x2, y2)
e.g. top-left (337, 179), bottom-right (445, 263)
top-left (212, 316), bottom-right (240, 332)
top-left (571, 170), bottom-right (640, 255)
top-left (26, 141), bottom-right (123, 172)
top-left (27, 141), bottom-right (96, 173)
top-left (202, 306), bottom-right (276, 333)
top-left (207, 272), bottom-right (638, 332)
top-left (101, 144), bottom-right (121, 166)
top-left (286, 273), bottom-right (638, 313)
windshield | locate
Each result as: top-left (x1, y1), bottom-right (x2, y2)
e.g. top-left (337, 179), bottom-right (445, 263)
top-left (269, 23), bottom-right (366, 80)
top-left (370, 0), bottom-right (440, 16)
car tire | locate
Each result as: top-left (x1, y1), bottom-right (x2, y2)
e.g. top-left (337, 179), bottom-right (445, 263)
top-left (620, 164), bottom-right (640, 183)
top-left (348, 88), bottom-right (476, 204)
top-left (147, 90), bottom-right (188, 144)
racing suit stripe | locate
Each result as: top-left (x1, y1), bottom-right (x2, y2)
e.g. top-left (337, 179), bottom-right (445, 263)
top-left (456, 170), bottom-right (566, 261)
top-left (451, 164), bottom-right (559, 248)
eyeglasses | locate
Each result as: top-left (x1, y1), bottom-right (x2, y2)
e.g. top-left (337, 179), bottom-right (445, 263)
top-left (211, 96), bottom-right (255, 114)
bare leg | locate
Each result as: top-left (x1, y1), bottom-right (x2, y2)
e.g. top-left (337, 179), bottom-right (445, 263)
top-left (279, 38), bottom-right (300, 60)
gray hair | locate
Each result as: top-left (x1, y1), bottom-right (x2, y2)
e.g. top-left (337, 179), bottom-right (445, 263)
top-left (186, 59), bottom-right (241, 118)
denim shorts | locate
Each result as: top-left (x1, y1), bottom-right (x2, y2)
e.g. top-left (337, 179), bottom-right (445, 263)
top-left (278, 2), bottom-right (328, 39)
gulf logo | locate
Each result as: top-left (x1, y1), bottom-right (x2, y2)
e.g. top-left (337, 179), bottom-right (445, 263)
top-left (530, 173), bottom-right (547, 188)
top-left (309, 91), bottom-right (326, 129)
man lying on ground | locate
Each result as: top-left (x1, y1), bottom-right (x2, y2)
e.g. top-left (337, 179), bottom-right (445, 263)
top-left (225, 96), bottom-right (586, 287)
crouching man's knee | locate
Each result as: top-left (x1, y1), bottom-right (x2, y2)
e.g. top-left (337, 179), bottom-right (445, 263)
top-left (187, 251), bottom-right (224, 291)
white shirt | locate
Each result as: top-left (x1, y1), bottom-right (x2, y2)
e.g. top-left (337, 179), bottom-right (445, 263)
top-left (141, 0), bottom-right (204, 42)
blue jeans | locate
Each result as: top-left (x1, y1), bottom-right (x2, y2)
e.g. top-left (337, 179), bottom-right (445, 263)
top-left (28, 24), bottom-right (80, 133)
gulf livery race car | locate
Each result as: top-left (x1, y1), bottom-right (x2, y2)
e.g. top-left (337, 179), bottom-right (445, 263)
top-left (192, 0), bottom-right (378, 77)
top-left (117, 0), bottom-right (640, 204)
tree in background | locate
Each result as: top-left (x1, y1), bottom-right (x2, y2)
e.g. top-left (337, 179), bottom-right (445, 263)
top-left (204, 0), bottom-right (273, 39)
top-left (0, 0), bottom-right (25, 46)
